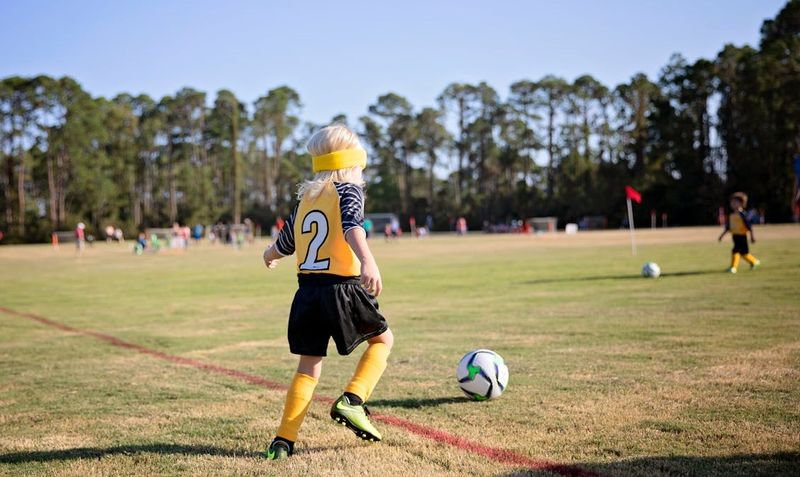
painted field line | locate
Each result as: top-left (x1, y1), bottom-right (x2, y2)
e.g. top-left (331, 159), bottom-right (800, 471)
top-left (0, 306), bottom-right (603, 477)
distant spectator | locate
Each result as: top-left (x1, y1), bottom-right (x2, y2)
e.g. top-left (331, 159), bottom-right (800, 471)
top-left (181, 226), bottom-right (190, 249)
top-left (75, 222), bottom-right (86, 254)
top-left (134, 232), bottom-right (147, 255)
top-left (456, 217), bottom-right (467, 235)
top-left (244, 218), bottom-right (255, 244)
top-left (425, 214), bottom-right (433, 233)
top-left (192, 224), bottom-right (204, 242)
top-left (409, 216), bottom-right (417, 237)
top-left (105, 225), bottom-right (115, 243)
top-left (390, 217), bottom-right (400, 238)
top-left (114, 227), bottom-right (124, 243)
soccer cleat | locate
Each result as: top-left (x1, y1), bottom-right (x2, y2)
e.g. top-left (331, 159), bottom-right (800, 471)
top-left (330, 394), bottom-right (382, 442)
top-left (727, 267), bottom-right (737, 274)
top-left (750, 260), bottom-right (761, 270)
top-left (265, 438), bottom-right (293, 460)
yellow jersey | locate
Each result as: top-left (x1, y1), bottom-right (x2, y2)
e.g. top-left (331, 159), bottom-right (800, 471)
top-left (727, 209), bottom-right (751, 235)
top-left (274, 182), bottom-right (364, 277)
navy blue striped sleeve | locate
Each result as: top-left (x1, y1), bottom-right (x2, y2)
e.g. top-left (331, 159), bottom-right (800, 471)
top-left (335, 182), bottom-right (365, 235)
top-left (275, 206), bottom-right (296, 256)
top-left (739, 210), bottom-right (752, 231)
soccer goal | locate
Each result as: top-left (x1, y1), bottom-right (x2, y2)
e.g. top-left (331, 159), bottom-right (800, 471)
top-left (527, 217), bottom-right (558, 233)
top-left (52, 231), bottom-right (77, 247)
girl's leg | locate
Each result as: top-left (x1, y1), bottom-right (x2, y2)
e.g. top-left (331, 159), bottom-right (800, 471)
top-left (344, 328), bottom-right (393, 403)
top-left (276, 355), bottom-right (323, 443)
top-left (730, 252), bottom-right (741, 270)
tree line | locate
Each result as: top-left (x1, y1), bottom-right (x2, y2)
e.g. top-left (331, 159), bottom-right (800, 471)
top-left (1, 1), bottom-right (798, 243)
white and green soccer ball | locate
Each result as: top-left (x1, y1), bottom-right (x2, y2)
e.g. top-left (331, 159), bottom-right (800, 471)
top-left (457, 349), bottom-right (509, 401)
top-left (642, 262), bottom-right (661, 278)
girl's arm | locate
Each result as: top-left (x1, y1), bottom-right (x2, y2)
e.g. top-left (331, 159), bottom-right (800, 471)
top-left (718, 220), bottom-right (729, 241)
top-left (346, 228), bottom-right (382, 296)
top-left (263, 245), bottom-right (283, 269)
top-left (264, 208), bottom-right (297, 269)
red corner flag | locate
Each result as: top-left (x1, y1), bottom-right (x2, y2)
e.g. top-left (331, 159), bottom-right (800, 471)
top-left (625, 186), bottom-right (642, 204)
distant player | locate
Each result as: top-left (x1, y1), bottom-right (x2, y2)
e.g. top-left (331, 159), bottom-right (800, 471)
top-left (718, 192), bottom-right (760, 273)
top-left (261, 124), bottom-right (393, 460)
top-left (75, 222), bottom-right (86, 255)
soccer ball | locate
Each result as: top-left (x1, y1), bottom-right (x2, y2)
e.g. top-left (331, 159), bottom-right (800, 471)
top-left (457, 349), bottom-right (509, 401)
top-left (642, 262), bottom-right (661, 278)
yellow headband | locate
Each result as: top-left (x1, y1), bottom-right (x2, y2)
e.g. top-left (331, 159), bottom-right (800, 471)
top-left (312, 148), bottom-right (367, 173)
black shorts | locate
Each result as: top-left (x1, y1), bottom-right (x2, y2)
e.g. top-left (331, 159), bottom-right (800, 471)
top-left (288, 274), bottom-right (388, 357)
top-left (732, 234), bottom-right (749, 254)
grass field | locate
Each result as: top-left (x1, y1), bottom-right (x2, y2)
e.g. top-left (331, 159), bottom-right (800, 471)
top-left (1, 226), bottom-right (799, 477)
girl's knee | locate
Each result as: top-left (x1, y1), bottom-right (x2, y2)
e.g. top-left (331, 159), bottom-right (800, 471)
top-left (369, 328), bottom-right (394, 350)
top-left (297, 355), bottom-right (323, 379)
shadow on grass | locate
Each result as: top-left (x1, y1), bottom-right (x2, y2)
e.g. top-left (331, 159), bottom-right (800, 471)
top-left (0, 443), bottom-right (262, 464)
top-left (521, 269), bottom-right (721, 285)
top-left (370, 396), bottom-right (469, 409)
top-left (500, 451), bottom-right (800, 477)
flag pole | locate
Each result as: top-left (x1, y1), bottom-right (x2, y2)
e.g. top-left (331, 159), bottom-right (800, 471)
top-left (627, 197), bottom-right (636, 255)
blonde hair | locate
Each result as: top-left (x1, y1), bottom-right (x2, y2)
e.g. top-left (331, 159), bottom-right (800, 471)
top-left (731, 192), bottom-right (748, 208)
top-left (298, 124), bottom-right (366, 200)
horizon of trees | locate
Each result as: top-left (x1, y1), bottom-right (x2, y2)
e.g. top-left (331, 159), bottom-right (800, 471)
top-left (1, 1), bottom-right (799, 243)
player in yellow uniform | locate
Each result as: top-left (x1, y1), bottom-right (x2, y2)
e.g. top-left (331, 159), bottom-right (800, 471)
top-left (261, 124), bottom-right (393, 459)
top-left (718, 192), bottom-right (760, 273)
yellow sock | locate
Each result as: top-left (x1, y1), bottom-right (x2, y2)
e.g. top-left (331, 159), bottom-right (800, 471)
top-left (743, 253), bottom-right (758, 265)
top-left (276, 372), bottom-right (318, 442)
top-left (731, 253), bottom-right (741, 269)
top-left (344, 343), bottom-right (390, 402)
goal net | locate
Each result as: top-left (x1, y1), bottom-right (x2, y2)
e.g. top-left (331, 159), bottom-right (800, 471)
top-left (527, 217), bottom-right (558, 233)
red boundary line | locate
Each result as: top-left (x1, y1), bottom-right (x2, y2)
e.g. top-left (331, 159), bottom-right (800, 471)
top-left (0, 306), bottom-right (603, 477)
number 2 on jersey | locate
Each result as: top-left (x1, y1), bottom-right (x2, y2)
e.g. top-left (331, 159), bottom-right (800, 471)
top-left (299, 210), bottom-right (330, 271)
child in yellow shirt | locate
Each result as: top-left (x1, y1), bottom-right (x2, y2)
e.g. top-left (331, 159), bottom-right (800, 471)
top-left (261, 124), bottom-right (393, 459)
top-left (718, 192), bottom-right (760, 273)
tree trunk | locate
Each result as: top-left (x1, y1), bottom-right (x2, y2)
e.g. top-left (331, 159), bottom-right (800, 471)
top-left (133, 189), bottom-right (141, 227)
top-left (47, 155), bottom-right (57, 225)
top-left (263, 136), bottom-right (271, 207)
top-left (4, 153), bottom-right (14, 227)
top-left (232, 112), bottom-right (241, 224)
top-left (403, 148), bottom-right (412, 215)
top-left (456, 98), bottom-right (465, 208)
top-left (57, 150), bottom-right (67, 226)
top-left (143, 150), bottom-right (153, 219)
top-left (16, 151), bottom-right (25, 236)
top-left (168, 141), bottom-right (177, 223)
top-left (428, 151), bottom-right (435, 209)
top-left (272, 133), bottom-right (283, 211)
top-left (546, 102), bottom-right (555, 200)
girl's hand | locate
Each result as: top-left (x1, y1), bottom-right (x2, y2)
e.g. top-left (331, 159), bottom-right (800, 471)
top-left (360, 258), bottom-right (383, 296)
top-left (263, 247), bottom-right (280, 269)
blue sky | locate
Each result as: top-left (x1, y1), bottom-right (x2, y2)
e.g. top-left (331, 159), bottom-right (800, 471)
top-left (0, 0), bottom-right (787, 124)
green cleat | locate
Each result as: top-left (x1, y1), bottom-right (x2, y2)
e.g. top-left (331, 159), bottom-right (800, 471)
top-left (265, 438), bottom-right (293, 460)
top-left (727, 267), bottom-right (737, 274)
top-left (330, 394), bottom-right (382, 442)
top-left (751, 260), bottom-right (761, 270)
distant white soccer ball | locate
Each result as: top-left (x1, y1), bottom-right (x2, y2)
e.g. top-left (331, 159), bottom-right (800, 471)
top-left (642, 262), bottom-right (661, 278)
top-left (457, 349), bottom-right (509, 401)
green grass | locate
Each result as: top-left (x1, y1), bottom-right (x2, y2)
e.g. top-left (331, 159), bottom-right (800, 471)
top-left (1, 226), bottom-right (799, 476)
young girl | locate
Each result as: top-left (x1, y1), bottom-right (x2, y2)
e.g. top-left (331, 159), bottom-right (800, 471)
top-left (718, 191), bottom-right (760, 273)
top-left (262, 124), bottom-right (394, 459)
